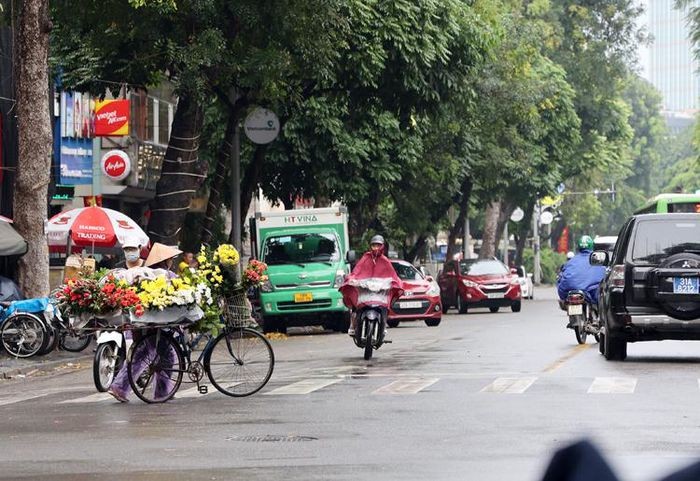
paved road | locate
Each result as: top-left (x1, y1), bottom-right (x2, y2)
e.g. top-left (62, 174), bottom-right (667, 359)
top-left (1, 287), bottom-right (700, 480)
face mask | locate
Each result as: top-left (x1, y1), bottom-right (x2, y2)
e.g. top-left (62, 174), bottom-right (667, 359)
top-left (125, 252), bottom-right (140, 263)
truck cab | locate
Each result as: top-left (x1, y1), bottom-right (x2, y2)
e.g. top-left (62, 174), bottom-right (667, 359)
top-left (252, 207), bottom-right (352, 333)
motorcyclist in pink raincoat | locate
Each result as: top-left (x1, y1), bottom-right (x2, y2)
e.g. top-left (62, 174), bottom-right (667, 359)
top-left (339, 235), bottom-right (403, 336)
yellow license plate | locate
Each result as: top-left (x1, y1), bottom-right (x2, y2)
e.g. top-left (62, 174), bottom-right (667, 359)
top-left (294, 292), bottom-right (313, 303)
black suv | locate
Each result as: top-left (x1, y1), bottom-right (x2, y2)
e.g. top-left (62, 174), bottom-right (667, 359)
top-left (592, 213), bottom-right (700, 361)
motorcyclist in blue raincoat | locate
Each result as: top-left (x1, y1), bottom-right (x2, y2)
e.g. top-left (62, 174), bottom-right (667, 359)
top-left (557, 235), bottom-right (606, 306)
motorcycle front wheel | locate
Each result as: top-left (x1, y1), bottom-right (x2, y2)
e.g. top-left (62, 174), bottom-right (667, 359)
top-left (93, 342), bottom-right (121, 392)
top-left (363, 319), bottom-right (374, 361)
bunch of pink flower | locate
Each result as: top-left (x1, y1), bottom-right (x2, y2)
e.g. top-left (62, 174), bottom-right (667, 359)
top-left (241, 259), bottom-right (268, 290)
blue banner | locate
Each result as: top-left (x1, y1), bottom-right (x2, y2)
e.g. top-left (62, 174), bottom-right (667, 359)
top-left (59, 137), bottom-right (93, 185)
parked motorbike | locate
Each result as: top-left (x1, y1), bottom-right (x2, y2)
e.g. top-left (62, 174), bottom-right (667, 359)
top-left (562, 290), bottom-right (600, 345)
top-left (352, 290), bottom-right (391, 361)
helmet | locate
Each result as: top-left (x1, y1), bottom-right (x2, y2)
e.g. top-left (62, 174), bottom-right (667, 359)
top-left (121, 236), bottom-right (141, 249)
top-left (369, 234), bottom-right (385, 246)
top-left (577, 235), bottom-right (594, 251)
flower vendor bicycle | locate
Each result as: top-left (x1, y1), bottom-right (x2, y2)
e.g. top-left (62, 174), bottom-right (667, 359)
top-left (125, 295), bottom-right (274, 404)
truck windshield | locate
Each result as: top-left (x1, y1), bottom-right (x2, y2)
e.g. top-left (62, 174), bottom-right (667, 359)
top-left (632, 220), bottom-right (700, 263)
top-left (262, 233), bottom-right (340, 266)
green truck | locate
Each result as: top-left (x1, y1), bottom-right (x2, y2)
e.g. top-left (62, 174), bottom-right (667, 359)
top-left (251, 206), bottom-right (353, 333)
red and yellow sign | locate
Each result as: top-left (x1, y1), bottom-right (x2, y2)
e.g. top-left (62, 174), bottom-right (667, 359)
top-left (94, 99), bottom-right (130, 136)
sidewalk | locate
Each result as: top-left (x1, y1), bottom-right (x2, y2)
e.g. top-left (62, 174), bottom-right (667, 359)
top-left (0, 348), bottom-right (92, 380)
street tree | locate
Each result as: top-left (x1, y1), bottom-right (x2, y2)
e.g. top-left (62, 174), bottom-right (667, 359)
top-left (12, 0), bottom-right (52, 296)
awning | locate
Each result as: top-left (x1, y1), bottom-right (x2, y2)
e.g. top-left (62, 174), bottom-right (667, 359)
top-left (0, 221), bottom-right (28, 256)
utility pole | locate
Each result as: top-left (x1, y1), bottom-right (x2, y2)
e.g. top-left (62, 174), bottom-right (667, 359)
top-left (230, 121), bottom-right (241, 252)
top-left (533, 198), bottom-right (541, 284)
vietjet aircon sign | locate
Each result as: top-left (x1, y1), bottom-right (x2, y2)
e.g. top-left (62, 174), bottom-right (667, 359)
top-left (94, 99), bottom-right (130, 136)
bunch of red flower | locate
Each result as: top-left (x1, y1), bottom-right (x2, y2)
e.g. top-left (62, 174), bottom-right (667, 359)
top-left (55, 275), bottom-right (144, 317)
top-left (241, 259), bottom-right (268, 290)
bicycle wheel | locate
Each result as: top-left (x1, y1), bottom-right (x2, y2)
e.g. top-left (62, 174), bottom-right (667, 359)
top-left (60, 331), bottom-right (93, 352)
top-left (205, 327), bottom-right (274, 397)
top-left (127, 332), bottom-right (184, 403)
top-left (1, 313), bottom-right (47, 358)
top-left (37, 319), bottom-right (59, 355)
top-left (93, 342), bottom-right (121, 392)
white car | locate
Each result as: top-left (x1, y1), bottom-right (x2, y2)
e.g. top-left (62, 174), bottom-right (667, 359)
top-left (514, 265), bottom-right (534, 299)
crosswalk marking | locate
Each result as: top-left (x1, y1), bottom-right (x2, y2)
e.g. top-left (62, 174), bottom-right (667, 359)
top-left (480, 377), bottom-right (537, 394)
top-left (60, 392), bottom-right (114, 404)
top-left (263, 378), bottom-right (342, 395)
top-left (588, 377), bottom-right (637, 394)
top-left (0, 392), bottom-right (51, 406)
top-left (372, 378), bottom-right (438, 395)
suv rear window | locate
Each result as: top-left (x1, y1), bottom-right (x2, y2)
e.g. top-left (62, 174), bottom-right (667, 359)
top-left (631, 220), bottom-right (700, 263)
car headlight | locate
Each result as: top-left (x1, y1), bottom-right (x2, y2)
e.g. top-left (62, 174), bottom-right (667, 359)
top-left (261, 280), bottom-right (273, 292)
top-left (333, 270), bottom-right (346, 288)
top-left (426, 283), bottom-right (440, 296)
top-left (462, 279), bottom-right (478, 288)
top-left (511, 277), bottom-right (522, 285)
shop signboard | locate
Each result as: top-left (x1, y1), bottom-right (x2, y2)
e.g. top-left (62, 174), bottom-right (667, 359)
top-left (59, 137), bottom-right (93, 185)
top-left (101, 150), bottom-right (131, 181)
top-left (94, 99), bottom-right (130, 136)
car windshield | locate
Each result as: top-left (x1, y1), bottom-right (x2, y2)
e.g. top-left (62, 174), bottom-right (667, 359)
top-left (392, 262), bottom-right (423, 281)
top-left (262, 233), bottom-right (340, 266)
top-left (460, 259), bottom-right (509, 275)
top-left (632, 220), bottom-right (700, 263)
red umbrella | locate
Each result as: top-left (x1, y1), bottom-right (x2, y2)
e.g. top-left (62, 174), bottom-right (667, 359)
top-left (46, 206), bottom-right (149, 251)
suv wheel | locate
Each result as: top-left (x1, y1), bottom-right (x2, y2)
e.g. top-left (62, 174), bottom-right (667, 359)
top-left (457, 293), bottom-right (468, 314)
top-left (603, 320), bottom-right (627, 361)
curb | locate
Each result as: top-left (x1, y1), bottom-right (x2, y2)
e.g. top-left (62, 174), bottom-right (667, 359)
top-left (0, 353), bottom-right (92, 379)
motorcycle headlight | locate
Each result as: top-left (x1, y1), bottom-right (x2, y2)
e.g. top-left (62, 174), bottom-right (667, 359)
top-left (333, 270), bottom-right (346, 288)
top-left (261, 280), bottom-right (273, 292)
top-left (426, 283), bottom-right (440, 296)
top-left (462, 279), bottom-right (478, 288)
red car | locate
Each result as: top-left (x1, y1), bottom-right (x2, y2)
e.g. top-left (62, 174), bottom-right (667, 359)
top-left (438, 258), bottom-right (521, 314)
top-left (387, 260), bottom-right (442, 328)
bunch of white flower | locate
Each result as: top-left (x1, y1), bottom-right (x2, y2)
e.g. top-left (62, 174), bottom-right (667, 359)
top-left (171, 287), bottom-right (196, 306)
top-left (194, 282), bottom-right (213, 306)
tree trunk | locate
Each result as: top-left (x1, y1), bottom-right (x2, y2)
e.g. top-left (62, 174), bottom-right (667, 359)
top-left (147, 94), bottom-right (205, 246)
top-left (513, 201), bottom-right (534, 266)
top-left (240, 143), bottom-right (267, 232)
top-left (446, 180), bottom-right (473, 261)
top-left (13, 0), bottom-right (51, 297)
top-left (493, 200), bottom-right (514, 260)
top-left (479, 200), bottom-right (501, 259)
top-left (200, 115), bottom-right (236, 245)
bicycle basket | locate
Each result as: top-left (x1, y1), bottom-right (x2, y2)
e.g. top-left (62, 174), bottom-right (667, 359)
top-left (221, 291), bottom-right (254, 328)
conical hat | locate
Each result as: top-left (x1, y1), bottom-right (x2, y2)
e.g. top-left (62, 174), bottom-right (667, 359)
top-left (145, 243), bottom-right (183, 267)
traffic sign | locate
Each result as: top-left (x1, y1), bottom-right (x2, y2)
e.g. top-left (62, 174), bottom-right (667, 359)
top-left (244, 108), bottom-right (280, 144)
top-left (510, 207), bottom-right (525, 222)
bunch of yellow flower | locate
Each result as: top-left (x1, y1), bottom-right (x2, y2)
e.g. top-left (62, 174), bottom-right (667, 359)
top-left (137, 276), bottom-right (197, 310)
top-left (213, 244), bottom-right (240, 267)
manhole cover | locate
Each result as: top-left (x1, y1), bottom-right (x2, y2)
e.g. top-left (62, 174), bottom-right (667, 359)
top-left (226, 435), bottom-right (317, 443)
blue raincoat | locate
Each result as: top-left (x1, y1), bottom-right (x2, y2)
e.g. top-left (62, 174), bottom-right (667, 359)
top-left (556, 250), bottom-right (606, 305)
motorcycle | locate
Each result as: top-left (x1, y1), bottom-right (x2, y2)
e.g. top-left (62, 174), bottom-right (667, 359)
top-left (93, 330), bottom-right (130, 392)
top-left (352, 286), bottom-right (392, 360)
top-left (562, 290), bottom-right (600, 345)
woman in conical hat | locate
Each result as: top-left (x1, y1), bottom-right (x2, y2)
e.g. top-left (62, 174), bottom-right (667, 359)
top-left (145, 243), bottom-right (182, 278)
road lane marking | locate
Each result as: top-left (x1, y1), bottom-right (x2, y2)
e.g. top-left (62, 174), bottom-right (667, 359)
top-left (372, 378), bottom-right (439, 395)
top-left (588, 377), bottom-right (637, 394)
top-left (60, 392), bottom-right (114, 404)
top-left (480, 377), bottom-right (537, 393)
top-left (542, 344), bottom-right (591, 373)
top-left (263, 378), bottom-right (342, 395)
top-left (0, 392), bottom-right (52, 406)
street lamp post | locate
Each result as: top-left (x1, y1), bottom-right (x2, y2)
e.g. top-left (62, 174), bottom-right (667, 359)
top-left (533, 198), bottom-right (541, 285)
